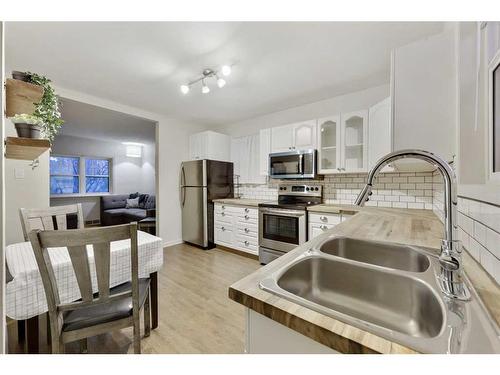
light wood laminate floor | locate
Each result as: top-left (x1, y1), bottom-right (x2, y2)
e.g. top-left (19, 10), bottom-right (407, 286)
top-left (7, 243), bottom-right (260, 354)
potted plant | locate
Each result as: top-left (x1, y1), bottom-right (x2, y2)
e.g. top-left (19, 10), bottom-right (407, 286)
top-left (10, 114), bottom-right (44, 138)
top-left (8, 71), bottom-right (64, 143)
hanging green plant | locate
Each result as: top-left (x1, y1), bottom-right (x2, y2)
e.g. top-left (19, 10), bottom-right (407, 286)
top-left (25, 72), bottom-right (64, 143)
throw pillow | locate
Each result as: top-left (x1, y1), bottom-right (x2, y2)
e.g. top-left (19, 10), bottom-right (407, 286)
top-left (129, 192), bottom-right (139, 199)
top-left (126, 197), bottom-right (139, 208)
top-left (138, 193), bottom-right (149, 208)
top-left (144, 195), bottom-right (156, 209)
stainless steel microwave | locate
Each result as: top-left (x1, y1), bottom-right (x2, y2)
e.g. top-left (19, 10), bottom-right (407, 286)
top-left (268, 149), bottom-right (317, 179)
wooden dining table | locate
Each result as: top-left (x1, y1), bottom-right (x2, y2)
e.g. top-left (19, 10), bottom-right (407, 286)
top-left (5, 230), bottom-right (164, 353)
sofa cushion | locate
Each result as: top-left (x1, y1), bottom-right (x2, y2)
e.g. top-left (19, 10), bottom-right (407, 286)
top-left (102, 208), bottom-right (130, 217)
top-left (123, 208), bottom-right (147, 221)
top-left (101, 195), bottom-right (129, 210)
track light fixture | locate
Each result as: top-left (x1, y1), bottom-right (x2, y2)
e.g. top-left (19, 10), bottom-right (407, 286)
top-left (180, 65), bottom-right (232, 95)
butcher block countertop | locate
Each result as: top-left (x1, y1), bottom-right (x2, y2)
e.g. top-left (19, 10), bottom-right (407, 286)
top-left (307, 203), bottom-right (361, 215)
top-left (228, 206), bottom-right (500, 354)
top-left (212, 198), bottom-right (271, 207)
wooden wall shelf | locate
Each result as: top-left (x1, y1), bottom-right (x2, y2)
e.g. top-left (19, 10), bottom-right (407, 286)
top-left (5, 78), bottom-right (44, 117)
top-left (4, 137), bottom-right (51, 160)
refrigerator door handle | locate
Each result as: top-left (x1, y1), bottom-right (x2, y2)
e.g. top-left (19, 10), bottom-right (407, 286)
top-left (180, 165), bottom-right (186, 187)
top-left (180, 186), bottom-right (186, 207)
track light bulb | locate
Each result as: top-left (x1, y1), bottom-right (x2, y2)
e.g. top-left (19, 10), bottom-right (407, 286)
top-left (202, 81), bottom-right (210, 94)
top-left (221, 65), bottom-right (231, 76)
top-left (180, 85), bottom-right (190, 94)
top-left (217, 77), bottom-right (226, 88)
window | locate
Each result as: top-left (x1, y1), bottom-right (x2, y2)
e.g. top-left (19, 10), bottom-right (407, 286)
top-left (50, 156), bottom-right (80, 194)
top-left (50, 155), bottom-right (111, 195)
top-left (85, 159), bottom-right (110, 193)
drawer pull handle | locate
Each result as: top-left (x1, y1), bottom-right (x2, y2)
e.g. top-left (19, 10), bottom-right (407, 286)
top-left (221, 227), bottom-right (225, 231)
top-left (244, 215), bottom-right (249, 219)
top-left (244, 240), bottom-right (249, 246)
top-left (321, 225), bottom-right (328, 230)
top-left (244, 228), bottom-right (250, 233)
top-left (222, 205), bottom-right (225, 209)
top-left (320, 216), bottom-right (327, 221)
top-left (244, 208), bottom-right (249, 213)
top-left (221, 212), bottom-right (225, 216)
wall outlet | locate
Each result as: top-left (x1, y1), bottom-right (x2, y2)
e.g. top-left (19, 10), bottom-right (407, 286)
top-left (14, 168), bottom-right (25, 180)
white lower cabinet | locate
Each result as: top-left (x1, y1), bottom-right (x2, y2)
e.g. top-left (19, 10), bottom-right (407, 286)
top-left (308, 212), bottom-right (342, 240)
top-left (214, 203), bottom-right (259, 255)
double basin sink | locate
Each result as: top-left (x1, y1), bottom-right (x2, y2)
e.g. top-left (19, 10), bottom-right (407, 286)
top-left (260, 237), bottom-right (500, 353)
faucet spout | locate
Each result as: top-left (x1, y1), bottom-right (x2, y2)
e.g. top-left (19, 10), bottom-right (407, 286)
top-left (355, 149), bottom-right (469, 300)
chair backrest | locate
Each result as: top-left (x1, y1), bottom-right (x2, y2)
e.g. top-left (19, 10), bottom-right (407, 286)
top-left (20, 204), bottom-right (85, 241)
top-left (28, 223), bottom-right (139, 314)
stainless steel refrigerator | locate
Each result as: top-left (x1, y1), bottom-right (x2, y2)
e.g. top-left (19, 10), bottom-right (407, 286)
top-left (180, 159), bottom-right (234, 249)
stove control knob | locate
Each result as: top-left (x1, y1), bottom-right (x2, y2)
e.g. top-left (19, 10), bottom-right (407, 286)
top-left (306, 187), bottom-right (310, 191)
top-left (315, 187), bottom-right (319, 191)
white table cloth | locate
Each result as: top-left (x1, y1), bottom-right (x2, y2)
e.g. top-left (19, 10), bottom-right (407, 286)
top-left (6, 230), bottom-right (163, 320)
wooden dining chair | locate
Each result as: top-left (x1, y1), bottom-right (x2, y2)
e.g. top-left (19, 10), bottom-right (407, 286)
top-left (20, 204), bottom-right (85, 241)
top-left (29, 222), bottom-right (150, 354)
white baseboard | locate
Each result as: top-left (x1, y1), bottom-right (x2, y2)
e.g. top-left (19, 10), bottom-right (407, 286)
top-left (163, 239), bottom-right (184, 248)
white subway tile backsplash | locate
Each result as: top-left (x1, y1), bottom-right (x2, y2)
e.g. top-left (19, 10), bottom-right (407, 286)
top-left (456, 196), bottom-right (500, 285)
top-left (473, 221), bottom-right (487, 247)
top-left (458, 212), bottom-right (474, 235)
top-left (485, 228), bottom-right (500, 259)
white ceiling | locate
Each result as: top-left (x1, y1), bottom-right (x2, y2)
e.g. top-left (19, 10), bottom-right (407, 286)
top-left (5, 22), bottom-right (444, 127)
top-left (57, 98), bottom-right (156, 144)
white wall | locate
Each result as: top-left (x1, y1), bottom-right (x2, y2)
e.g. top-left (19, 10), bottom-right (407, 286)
top-left (5, 119), bottom-right (50, 245)
top-left (53, 87), bottom-right (205, 246)
top-left (217, 84), bottom-right (389, 137)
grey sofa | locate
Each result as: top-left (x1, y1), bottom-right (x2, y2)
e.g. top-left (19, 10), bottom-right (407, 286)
top-left (100, 193), bottom-right (156, 226)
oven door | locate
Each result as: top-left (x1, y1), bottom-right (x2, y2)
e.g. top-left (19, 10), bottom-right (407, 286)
top-left (269, 150), bottom-right (316, 179)
top-left (259, 208), bottom-right (306, 252)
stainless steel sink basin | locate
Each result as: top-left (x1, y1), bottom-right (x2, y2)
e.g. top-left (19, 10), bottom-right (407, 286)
top-left (260, 236), bottom-right (500, 353)
top-left (277, 256), bottom-right (443, 338)
top-left (318, 237), bottom-right (430, 272)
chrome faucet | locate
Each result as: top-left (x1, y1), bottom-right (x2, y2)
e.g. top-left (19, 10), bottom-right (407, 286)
top-left (355, 149), bottom-right (470, 300)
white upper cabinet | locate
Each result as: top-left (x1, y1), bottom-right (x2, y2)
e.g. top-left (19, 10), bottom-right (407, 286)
top-left (189, 131), bottom-right (230, 161)
top-left (259, 128), bottom-right (271, 176)
top-left (391, 30), bottom-right (456, 164)
top-left (271, 121), bottom-right (317, 153)
top-left (317, 115), bottom-right (341, 173)
top-left (368, 97), bottom-right (393, 172)
top-left (293, 121), bottom-right (317, 150)
top-left (340, 110), bottom-right (368, 173)
top-left (271, 124), bottom-right (294, 152)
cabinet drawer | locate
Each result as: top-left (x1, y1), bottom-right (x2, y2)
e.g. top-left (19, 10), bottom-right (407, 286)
top-left (214, 225), bottom-right (234, 245)
top-left (237, 225), bottom-right (258, 238)
top-left (214, 204), bottom-right (239, 214)
top-left (309, 212), bottom-right (341, 225)
top-left (234, 208), bottom-right (258, 218)
top-left (235, 235), bottom-right (259, 254)
top-left (236, 215), bottom-right (258, 226)
top-left (308, 223), bottom-right (336, 240)
top-left (214, 211), bottom-right (233, 224)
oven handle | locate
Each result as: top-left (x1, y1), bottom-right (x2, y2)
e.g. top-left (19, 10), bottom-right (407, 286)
top-left (260, 208), bottom-right (306, 217)
top-left (299, 153), bottom-right (303, 175)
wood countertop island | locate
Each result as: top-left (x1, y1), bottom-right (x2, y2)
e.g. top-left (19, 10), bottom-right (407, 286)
top-left (228, 206), bottom-right (500, 354)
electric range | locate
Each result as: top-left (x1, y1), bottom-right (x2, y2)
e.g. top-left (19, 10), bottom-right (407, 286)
top-left (258, 184), bottom-right (322, 264)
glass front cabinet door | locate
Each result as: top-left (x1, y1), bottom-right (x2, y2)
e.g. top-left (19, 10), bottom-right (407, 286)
top-left (317, 115), bottom-right (341, 173)
top-left (341, 110), bottom-right (368, 173)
